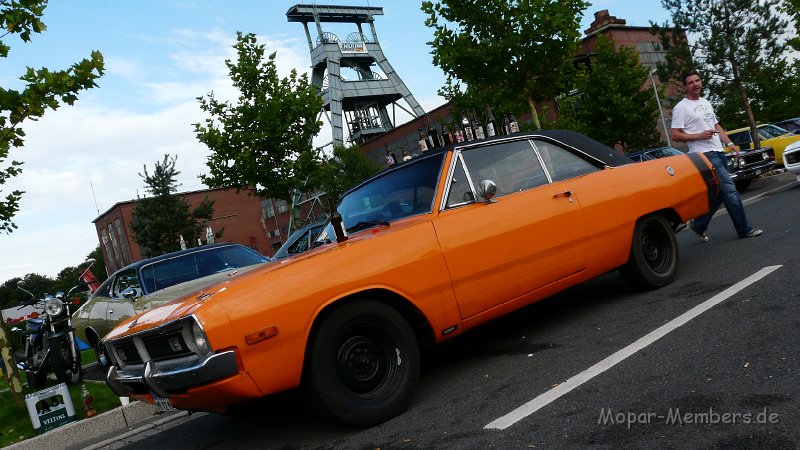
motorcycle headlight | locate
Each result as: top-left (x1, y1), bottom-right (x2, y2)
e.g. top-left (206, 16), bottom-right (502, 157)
top-left (191, 319), bottom-right (212, 355)
top-left (44, 298), bottom-right (64, 317)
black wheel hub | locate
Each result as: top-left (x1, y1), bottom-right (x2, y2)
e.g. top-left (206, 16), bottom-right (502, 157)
top-left (642, 225), bottom-right (669, 272)
top-left (337, 335), bottom-right (387, 394)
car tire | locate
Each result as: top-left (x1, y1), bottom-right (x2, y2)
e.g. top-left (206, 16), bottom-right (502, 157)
top-left (620, 214), bottom-right (678, 290)
top-left (734, 179), bottom-right (752, 192)
top-left (94, 340), bottom-right (110, 369)
top-left (306, 300), bottom-right (420, 427)
top-left (50, 336), bottom-right (83, 385)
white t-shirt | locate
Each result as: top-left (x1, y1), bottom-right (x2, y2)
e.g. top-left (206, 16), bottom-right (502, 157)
top-left (671, 97), bottom-right (723, 154)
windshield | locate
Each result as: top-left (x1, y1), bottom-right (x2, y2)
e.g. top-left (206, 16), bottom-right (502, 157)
top-left (316, 153), bottom-right (444, 241)
top-left (759, 124), bottom-right (791, 138)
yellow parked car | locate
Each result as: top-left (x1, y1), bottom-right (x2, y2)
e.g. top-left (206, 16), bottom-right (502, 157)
top-left (727, 123), bottom-right (800, 166)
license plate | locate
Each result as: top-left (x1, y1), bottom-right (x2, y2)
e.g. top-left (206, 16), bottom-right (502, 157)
top-left (151, 392), bottom-right (174, 412)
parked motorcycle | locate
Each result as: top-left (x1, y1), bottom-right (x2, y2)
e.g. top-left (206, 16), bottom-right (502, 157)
top-left (14, 260), bottom-right (95, 387)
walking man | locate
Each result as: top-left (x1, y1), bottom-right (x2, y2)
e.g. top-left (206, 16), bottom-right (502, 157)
top-left (670, 69), bottom-right (762, 241)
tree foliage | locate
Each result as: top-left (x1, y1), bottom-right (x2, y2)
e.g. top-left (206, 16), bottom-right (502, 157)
top-left (652, 0), bottom-right (791, 146)
top-left (195, 32), bottom-right (324, 206)
top-left (0, 0), bottom-right (104, 233)
top-left (549, 36), bottom-right (662, 151)
top-left (317, 144), bottom-right (380, 213)
top-left (130, 155), bottom-right (216, 258)
top-left (422, 0), bottom-right (589, 130)
top-left (782, 0), bottom-right (800, 51)
top-left (0, 246), bottom-right (101, 310)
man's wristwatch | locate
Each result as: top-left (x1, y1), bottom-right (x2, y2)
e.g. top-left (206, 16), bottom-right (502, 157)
top-left (726, 142), bottom-right (736, 148)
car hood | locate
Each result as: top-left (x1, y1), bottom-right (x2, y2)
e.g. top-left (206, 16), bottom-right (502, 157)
top-left (136, 263), bottom-right (267, 310)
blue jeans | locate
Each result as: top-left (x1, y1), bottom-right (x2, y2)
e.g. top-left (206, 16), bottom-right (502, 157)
top-left (692, 151), bottom-right (753, 236)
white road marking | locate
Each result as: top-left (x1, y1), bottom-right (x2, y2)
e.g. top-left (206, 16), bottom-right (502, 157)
top-left (484, 265), bottom-right (782, 430)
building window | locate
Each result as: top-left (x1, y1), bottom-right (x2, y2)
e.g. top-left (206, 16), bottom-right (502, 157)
top-left (101, 229), bottom-right (116, 272)
top-left (114, 218), bottom-right (131, 265)
top-left (107, 223), bottom-right (124, 270)
top-left (271, 241), bottom-right (282, 250)
top-left (262, 199), bottom-right (275, 218)
top-left (277, 200), bottom-right (289, 214)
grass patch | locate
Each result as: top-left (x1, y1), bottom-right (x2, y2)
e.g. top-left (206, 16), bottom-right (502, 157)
top-left (0, 376), bottom-right (122, 447)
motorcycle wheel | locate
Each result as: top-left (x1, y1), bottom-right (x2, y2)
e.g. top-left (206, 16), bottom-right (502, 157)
top-left (50, 336), bottom-right (83, 385)
top-left (26, 369), bottom-right (48, 388)
top-left (25, 349), bottom-right (48, 388)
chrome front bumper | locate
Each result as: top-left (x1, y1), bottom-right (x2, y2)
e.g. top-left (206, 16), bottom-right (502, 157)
top-left (106, 350), bottom-right (238, 398)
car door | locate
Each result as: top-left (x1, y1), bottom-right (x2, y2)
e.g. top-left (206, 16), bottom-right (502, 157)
top-left (105, 267), bottom-right (139, 327)
top-left (434, 138), bottom-right (595, 319)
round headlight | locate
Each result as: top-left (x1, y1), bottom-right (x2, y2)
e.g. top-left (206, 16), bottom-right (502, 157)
top-left (44, 298), bottom-right (64, 317)
top-left (192, 320), bottom-right (211, 355)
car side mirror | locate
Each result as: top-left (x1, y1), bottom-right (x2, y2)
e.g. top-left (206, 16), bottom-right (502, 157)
top-left (477, 179), bottom-right (497, 203)
top-left (121, 286), bottom-right (142, 300)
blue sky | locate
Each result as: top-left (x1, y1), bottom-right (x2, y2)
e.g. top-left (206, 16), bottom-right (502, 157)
top-left (1, 0), bottom-right (672, 281)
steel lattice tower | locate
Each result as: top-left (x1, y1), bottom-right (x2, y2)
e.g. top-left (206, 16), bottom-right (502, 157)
top-left (287, 4), bottom-right (425, 147)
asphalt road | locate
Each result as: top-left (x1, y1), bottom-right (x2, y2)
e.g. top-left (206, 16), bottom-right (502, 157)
top-left (108, 171), bottom-right (800, 449)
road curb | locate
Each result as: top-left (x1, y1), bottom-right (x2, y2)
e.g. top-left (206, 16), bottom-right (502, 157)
top-left (5, 399), bottom-right (187, 450)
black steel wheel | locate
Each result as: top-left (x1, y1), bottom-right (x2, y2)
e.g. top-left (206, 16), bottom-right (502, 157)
top-left (306, 300), bottom-right (420, 426)
top-left (50, 336), bottom-right (83, 385)
top-left (735, 179), bottom-right (752, 192)
top-left (620, 214), bottom-right (678, 290)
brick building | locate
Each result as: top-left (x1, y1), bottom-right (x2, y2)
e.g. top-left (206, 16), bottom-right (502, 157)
top-left (359, 10), bottom-right (679, 161)
top-left (93, 187), bottom-right (327, 274)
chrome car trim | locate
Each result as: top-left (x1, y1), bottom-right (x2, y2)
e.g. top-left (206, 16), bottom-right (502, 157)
top-left (110, 351), bottom-right (238, 394)
top-left (106, 365), bottom-right (131, 397)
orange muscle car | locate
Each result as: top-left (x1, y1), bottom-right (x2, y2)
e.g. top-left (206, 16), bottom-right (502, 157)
top-left (103, 130), bottom-right (718, 426)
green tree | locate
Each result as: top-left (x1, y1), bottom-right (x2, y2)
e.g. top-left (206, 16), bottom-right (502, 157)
top-left (318, 144), bottom-right (380, 213)
top-left (195, 32), bottom-right (324, 220)
top-left (653, 0), bottom-right (791, 147)
top-left (782, 0), bottom-right (800, 50)
top-left (0, 0), bottom-right (104, 232)
top-left (130, 155), bottom-right (215, 258)
top-left (550, 37), bottom-right (662, 151)
top-left (422, 0), bottom-right (589, 130)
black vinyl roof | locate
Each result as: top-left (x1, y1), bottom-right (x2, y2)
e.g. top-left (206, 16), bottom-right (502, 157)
top-left (521, 130), bottom-right (635, 167)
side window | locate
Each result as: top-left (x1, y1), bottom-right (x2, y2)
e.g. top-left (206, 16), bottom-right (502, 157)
top-left (112, 268), bottom-right (140, 299)
top-left (459, 139), bottom-right (548, 198)
top-left (729, 132), bottom-right (752, 147)
top-left (445, 156), bottom-right (476, 208)
top-left (533, 140), bottom-right (600, 182)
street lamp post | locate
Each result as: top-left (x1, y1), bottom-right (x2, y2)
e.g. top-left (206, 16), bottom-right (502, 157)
top-left (650, 68), bottom-right (671, 147)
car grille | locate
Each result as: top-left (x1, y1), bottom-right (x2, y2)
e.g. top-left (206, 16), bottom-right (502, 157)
top-left (108, 318), bottom-right (197, 368)
top-left (114, 340), bottom-right (142, 365)
top-left (786, 151), bottom-right (800, 165)
top-left (740, 151), bottom-right (771, 166)
top-left (143, 330), bottom-right (193, 361)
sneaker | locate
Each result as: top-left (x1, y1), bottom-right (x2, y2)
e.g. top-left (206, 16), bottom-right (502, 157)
top-left (688, 220), bottom-right (709, 242)
top-left (674, 222), bottom-right (688, 233)
top-left (740, 229), bottom-right (763, 238)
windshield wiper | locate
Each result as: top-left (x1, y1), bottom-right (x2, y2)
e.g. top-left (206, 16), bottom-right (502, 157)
top-left (346, 220), bottom-right (390, 233)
